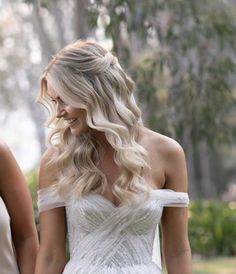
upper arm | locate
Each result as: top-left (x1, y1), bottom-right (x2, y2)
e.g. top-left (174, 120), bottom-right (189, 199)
top-left (164, 140), bottom-right (188, 192)
top-left (160, 139), bottom-right (190, 255)
top-left (0, 142), bottom-right (37, 242)
top-left (38, 148), bottom-right (67, 259)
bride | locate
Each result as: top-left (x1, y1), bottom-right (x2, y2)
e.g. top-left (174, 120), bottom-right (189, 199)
top-left (35, 40), bottom-right (192, 274)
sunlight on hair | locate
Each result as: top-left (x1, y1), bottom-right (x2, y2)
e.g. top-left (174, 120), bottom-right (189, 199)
top-left (37, 40), bottom-right (151, 205)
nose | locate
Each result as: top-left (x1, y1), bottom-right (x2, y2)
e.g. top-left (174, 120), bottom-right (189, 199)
top-left (56, 104), bottom-right (66, 118)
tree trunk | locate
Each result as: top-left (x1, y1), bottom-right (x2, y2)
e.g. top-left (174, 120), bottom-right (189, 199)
top-left (198, 141), bottom-right (217, 198)
top-left (15, 71), bottom-right (46, 155)
top-left (50, 0), bottom-right (67, 48)
top-left (31, 1), bottom-right (56, 60)
top-left (73, 0), bottom-right (89, 39)
top-left (182, 128), bottom-right (198, 199)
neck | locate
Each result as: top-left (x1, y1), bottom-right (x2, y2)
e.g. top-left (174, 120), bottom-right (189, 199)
top-left (91, 130), bottom-right (113, 150)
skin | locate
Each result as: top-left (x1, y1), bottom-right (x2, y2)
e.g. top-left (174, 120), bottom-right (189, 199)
top-left (139, 129), bottom-right (192, 274)
top-left (0, 141), bottom-right (39, 274)
top-left (35, 86), bottom-right (192, 274)
top-left (47, 84), bottom-right (89, 136)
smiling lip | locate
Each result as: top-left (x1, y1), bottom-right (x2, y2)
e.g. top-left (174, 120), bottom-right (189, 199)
top-left (64, 118), bottom-right (78, 126)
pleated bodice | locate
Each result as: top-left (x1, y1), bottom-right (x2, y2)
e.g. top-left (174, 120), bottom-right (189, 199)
top-left (38, 185), bottom-right (189, 274)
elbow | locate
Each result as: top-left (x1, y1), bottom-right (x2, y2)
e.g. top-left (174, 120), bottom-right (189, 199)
top-left (170, 247), bottom-right (192, 258)
top-left (36, 247), bottom-right (67, 273)
top-left (163, 241), bottom-right (192, 259)
top-left (163, 245), bottom-right (192, 265)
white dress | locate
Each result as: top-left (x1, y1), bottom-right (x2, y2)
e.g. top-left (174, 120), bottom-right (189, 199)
top-left (0, 197), bottom-right (19, 274)
top-left (38, 185), bottom-right (189, 274)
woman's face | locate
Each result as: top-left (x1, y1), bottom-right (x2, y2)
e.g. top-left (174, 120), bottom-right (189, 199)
top-left (47, 83), bottom-right (89, 137)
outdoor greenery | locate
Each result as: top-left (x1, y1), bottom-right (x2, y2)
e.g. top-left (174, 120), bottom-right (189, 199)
top-left (192, 257), bottom-right (236, 274)
top-left (1, 0), bottom-right (235, 199)
top-left (189, 201), bottom-right (236, 256)
top-left (164, 257), bottom-right (236, 274)
top-left (1, 0), bottom-right (236, 269)
top-left (27, 170), bottom-right (39, 225)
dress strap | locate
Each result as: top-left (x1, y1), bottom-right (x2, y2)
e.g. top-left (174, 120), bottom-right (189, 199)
top-left (151, 189), bottom-right (189, 207)
top-left (37, 184), bottom-right (65, 213)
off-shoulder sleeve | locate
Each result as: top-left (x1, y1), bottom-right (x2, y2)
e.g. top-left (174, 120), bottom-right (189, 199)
top-left (37, 184), bottom-right (65, 213)
top-left (152, 189), bottom-right (189, 207)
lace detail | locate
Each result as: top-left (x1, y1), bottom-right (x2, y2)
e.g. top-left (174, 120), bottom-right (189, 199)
top-left (37, 186), bottom-right (189, 274)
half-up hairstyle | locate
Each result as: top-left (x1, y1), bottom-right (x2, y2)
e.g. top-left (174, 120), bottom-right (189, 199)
top-left (38, 40), bottom-right (150, 205)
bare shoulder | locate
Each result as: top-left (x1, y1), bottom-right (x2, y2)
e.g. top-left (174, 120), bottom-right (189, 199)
top-left (140, 127), bottom-right (185, 160)
top-left (140, 127), bottom-right (187, 191)
top-left (38, 147), bottom-right (59, 189)
top-left (0, 141), bottom-right (19, 173)
top-left (0, 140), bottom-right (8, 151)
top-left (0, 140), bottom-right (12, 161)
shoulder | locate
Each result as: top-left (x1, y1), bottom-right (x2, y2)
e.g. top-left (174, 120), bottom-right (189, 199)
top-left (0, 141), bottom-right (26, 195)
top-left (140, 127), bottom-right (185, 160)
top-left (0, 141), bottom-right (19, 172)
top-left (140, 127), bottom-right (187, 191)
top-left (38, 147), bottom-right (59, 189)
top-left (0, 140), bottom-right (12, 161)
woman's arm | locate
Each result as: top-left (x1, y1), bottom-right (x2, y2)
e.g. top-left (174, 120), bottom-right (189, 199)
top-left (0, 142), bottom-right (39, 274)
top-left (161, 140), bottom-right (192, 274)
top-left (35, 148), bottom-right (67, 274)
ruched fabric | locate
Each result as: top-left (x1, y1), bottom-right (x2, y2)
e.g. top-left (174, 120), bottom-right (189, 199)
top-left (37, 184), bottom-right (65, 213)
top-left (37, 186), bottom-right (189, 274)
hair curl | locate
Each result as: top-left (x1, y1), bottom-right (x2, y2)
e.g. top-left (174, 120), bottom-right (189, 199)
top-left (38, 40), bottom-right (150, 205)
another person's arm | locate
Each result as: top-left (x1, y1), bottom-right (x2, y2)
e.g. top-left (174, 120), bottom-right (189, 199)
top-left (161, 140), bottom-right (192, 274)
top-left (35, 148), bottom-right (67, 274)
top-left (0, 142), bottom-right (39, 274)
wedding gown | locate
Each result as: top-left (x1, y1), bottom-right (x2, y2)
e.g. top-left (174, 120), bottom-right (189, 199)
top-left (38, 185), bottom-right (189, 274)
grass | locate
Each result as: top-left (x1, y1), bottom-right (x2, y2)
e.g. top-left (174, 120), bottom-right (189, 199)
top-left (163, 257), bottom-right (236, 274)
top-left (192, 257), bottom-right (236, 274)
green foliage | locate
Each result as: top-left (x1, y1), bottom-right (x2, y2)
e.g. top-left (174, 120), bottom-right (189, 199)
top-left (192, 257), bottom-right (236, 274)
top-left (189, 200), bottom-right (236, 256)
top-left (26, 169), bottom-right (39, 225)
top-left (90, 0), bottom-right (236, 148)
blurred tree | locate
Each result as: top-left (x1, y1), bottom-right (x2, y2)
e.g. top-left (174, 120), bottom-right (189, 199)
top-left (88, 0), bottom-right (236, 198)
top-left (0, 0), bottom-right (92, 154)
top-left (0, 0), bottom-right (49, 154)
top-left (0, 0), bottom-right (235, 197)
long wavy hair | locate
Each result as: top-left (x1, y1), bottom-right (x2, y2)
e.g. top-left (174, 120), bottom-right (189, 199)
top-left (38, 40), bottom-right (150, 205)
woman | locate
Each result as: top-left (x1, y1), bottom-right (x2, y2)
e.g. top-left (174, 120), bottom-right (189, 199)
top-left (35, 40), bottom-right (192, 274)
top-left (0, 141), bottom-right (38, 274)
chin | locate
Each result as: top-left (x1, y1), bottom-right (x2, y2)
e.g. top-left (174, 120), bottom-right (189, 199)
top-left (70, 127), bottom-right (89, 137)
top-left (70, 129), bottom-right (82, 137)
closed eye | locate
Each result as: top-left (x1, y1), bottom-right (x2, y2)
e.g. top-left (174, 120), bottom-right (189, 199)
top-left (50, 99), bottom-right (57, 104)
top-left (49, 97), bottom-right (67, 105)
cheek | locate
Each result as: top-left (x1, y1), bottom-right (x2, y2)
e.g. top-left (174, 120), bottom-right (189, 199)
top-left (76, 109), bottom-right (87, 122)
top-left (81, 111), bottom-right (87, 122)
top-left (72, 109), bottom-right (88, 128)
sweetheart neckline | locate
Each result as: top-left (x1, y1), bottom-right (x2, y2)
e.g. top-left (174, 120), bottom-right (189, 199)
top-left (38, 184), bottom-right (189, 210)
top-left (86, 189), bottom-right (188, 209)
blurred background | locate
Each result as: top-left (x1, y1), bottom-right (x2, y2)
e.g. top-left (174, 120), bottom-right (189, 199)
top-left (0, 0), bottom-right (236, 273)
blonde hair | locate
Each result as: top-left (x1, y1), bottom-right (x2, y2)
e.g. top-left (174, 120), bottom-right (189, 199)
top-left (38, 40), bottom-right (150, 205)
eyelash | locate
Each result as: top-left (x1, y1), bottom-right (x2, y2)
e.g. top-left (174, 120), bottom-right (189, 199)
top-left (50, 98), bottom-right (66, 105)
top-left (51, 99), bottom-right (57, 104)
